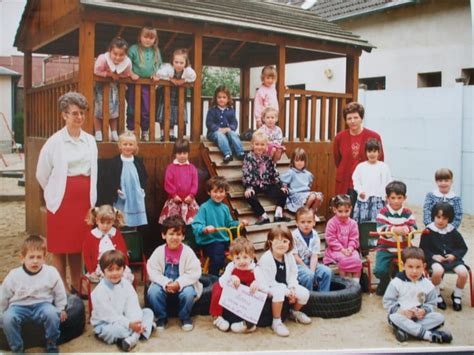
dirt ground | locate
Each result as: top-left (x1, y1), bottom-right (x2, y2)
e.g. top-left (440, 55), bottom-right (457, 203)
top-left (0, 196), bottom-right (473, 353)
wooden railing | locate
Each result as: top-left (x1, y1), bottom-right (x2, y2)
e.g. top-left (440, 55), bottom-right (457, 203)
top-left (27, 78), bottom-right (79, 138)
top-left (284, 89), bottom-right (352, 142)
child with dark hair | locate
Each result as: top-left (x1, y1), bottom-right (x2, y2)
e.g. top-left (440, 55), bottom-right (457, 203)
top-left (420, 202), bottom-right (468, 311)
top-left (374, 181), bottom-right (417, 295)
top-left (91, 250), bottom-right (155, 352)
top-left (159, 138), bottom-right (199, 225)
top-left (423, 168), bottom-right (463, 228)
top-left (192, 176), bottom-right (247, 275)
top-left (383, 247), bottom-right (452, 344)
top-left (0, 235), bottom-right (67, 353)
top-left (352, 138), bottom-right (392, 223)
top-left (147, 216), bottom-right (202, 331)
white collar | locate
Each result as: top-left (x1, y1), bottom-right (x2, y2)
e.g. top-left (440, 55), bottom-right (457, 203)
top-left (104, 52), bottom-right (131, 74)
top-left (62, 127), bottom-right (87, 143)
top-left (433, 189), bottom-right (455, 198)
top-left (427, 222), bottom-right (454, 234)
top-left (91, 227), bottom-right (117, 239)
top-left (173, 159), bottom-right (189, 165)
top-left (120, 155), bottom-right (134, 162)
top-left (387, 205), bottom-right (404, 215)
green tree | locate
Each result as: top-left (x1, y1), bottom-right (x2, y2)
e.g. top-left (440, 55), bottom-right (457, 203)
top-left (201, 66), bottom-right (240, 98)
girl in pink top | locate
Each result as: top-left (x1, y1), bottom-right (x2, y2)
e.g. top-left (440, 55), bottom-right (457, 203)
top-left (257, 107), bottom-right (286, 162)
top-left (94, 37), bottom-right (132, 142)
top-left (159, 138), bottom-right (199, 225)
top-left (323, 194), bottom-right (362, 282)
top-left (254, 65), bottom-right (279, 129)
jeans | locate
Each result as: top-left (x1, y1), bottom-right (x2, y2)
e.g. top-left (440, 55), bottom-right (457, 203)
top-left (297, 264), bottom-right (332, 292)
top-left (1, 302), bottom-right (60, 352)
top-left (203, 241), bottom-right (229, 276)
top-left (94, 308), bottom-right (154, 344)
top-left (207, 130), bottom-right (244, 157)
top-left (147, 283), bottom-right (197, 323)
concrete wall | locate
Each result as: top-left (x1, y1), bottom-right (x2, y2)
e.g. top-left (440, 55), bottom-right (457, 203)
top-left (359, 84), bottom-right (473, 214)
top-left (0, 76), bottom-right (13, 151)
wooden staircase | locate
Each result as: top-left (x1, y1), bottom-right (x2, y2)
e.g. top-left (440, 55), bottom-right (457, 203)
top-left (201, 141), bottom-right (326, 253)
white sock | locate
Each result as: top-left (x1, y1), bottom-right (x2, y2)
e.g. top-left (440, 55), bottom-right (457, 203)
top-left (272, 318), bottom-right (282, 326)
top-left (261, 213), bottom-right (269, 220)
top-left (435, 285), bottom-right (440, 294)
top-left (111, 131), bottom-right (118, 141)
top-left (160, 129), bottom-right (164, 136)
top-left (275, 207), bottom-right (283, 218)
top-left (454, 287), bottom-right (463, 299)
top-left (170, 129), bottom-right (174, 137)
top-left (423, 331), bottom-right (432, 341)
top-left (353, 277), bottom-right (360, 283)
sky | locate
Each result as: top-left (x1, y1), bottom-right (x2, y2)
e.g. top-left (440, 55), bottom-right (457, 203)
top-left (0, 0), bottom-right (26, 56)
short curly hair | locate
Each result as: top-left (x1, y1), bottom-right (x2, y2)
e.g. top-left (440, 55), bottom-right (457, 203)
top-left (58, 92), bottom-right (89, 113)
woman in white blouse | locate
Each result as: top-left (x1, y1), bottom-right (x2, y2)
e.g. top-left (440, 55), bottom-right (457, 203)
top-left (36, 92), bottom-right (98, 294)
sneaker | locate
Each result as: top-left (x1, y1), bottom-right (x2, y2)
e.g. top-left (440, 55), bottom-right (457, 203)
top-left (120, 335), bottom-right (138, 352)
top-left (451, 292), bottom-right (462, 311)
top-left (170, 135), bottom-right (177, 142)
top-left (272, 322), bottom-right (290, 337)
top-left (156, 318), bottom-right (168, 331)
top-left (255, 217), bottom-right (271, 225)
top-left (431, 330), bottom-right (453, 344)
top-left (437, 295), bottom-right (447, 310)
top-left (95, 131), bottom-right (103, 142)
top-left (46, 340), bottom-right (58, 353)
top-left (223, 155), bottom-right (233, 163)
top-left (141, 131), bottom-right (150, 142)
top-left (181, 320), bottom-right (194, 332)
top-left (274, 216), bottom-right (291, 223)
top-left (395, 329), bottom-right (409, 342)
top-left (289, 310), bottom-right (312, 324)
top-left (230, 321), bottom-right (256, 333)
top-left (213, 316), bottom-right (230, 332)
top-left (111, 131), bottom-right (119, 142)
top-left (236, 153), bottom-right (245, 160)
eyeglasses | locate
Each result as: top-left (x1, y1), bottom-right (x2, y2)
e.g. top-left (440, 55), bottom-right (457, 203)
top-left (65, 110), bottom-right (86, 118)
top-left (272, 238), bottom-right (290, 245)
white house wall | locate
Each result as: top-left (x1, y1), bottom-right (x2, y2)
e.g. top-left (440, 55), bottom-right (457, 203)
top-left (0, 77), bottom-right (13, 144)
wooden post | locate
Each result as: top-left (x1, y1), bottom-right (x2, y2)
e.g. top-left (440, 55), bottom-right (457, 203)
top-left (240, 66), bottom-right (250, 131)
top-left (277, 44), bottom-right (286, 135)
top-left (191, 31), bottom-right (203, 142)
top-left (78, 20), bottom-right (95, 134)
top-left (346, 54), bottom-right (360, 103)
top-left (23, 50), bottom-right (32, 228)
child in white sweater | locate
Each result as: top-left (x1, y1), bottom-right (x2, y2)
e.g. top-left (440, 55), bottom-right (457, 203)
top-left (0, 235), bottom-right (67, 353)
top-left (91, 250), bottom-right (155, 352)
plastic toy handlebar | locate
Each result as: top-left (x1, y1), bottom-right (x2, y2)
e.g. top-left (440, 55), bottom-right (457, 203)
top-left (203, 224), bottom-right (243, 242)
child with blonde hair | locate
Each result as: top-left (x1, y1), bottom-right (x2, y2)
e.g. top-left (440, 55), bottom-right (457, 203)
top-left (257, 107), bottom-right (285, 162)
top-left (323, 195), bottom-right (362, 282)
top-left (127, 26), bottom-right (163, 141)
top-left (97, 131), bottom-right (148, 227)
top-left (83, 205), bottom-right (133, 283)
top-left (242, 131), bottom-right (289, 224)
top-left (91, 250), bottom-right (155, 352)
top-left (254, 65), bottom-right (279, 128)
top-left (156, 48), bottom-right (196, 141)
top-left (0, 235), bottom-right (67, 353)
top-left (94, 37), bottom-right (132, 142)
top-left (281, 147), bottom-right (323, 217)
top-left (257, 225), bottom-right (311, 337)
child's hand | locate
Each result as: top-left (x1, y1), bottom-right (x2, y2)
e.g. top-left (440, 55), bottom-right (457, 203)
top-left (445, 254), bottom-right (456, 262)
top-left (231, 275), bottom-right (240, 289)
top-left (173, 195), bottom-right (182, 203)
top-left (287, 288), bottom-right (296, 304)
top-left (359, 192), bottom-right (366, 199)
top-left (129, 321), bottom-right (144, 333)
top-left (117, 189), bottom-right (125, 198)
top-left (432, 254), bottom-right (445, 263)
top-left (398, 309), bottom-right (414, 318)
top-left (184, 195), bottom-right (193, 204)
top-left (165, 281), bottom-right (180, 293)
top-left (219, 127), bottom-right (231, 134)
top-left (249, 281), bottom-right (258, 295)
top-left (240, 219), bottom-right (249, 226)
top-left (109, 72), bottom-right (120, 81)
top-left (281, 186), bottom-right (288, 194)
top-left (60, 310), bottom-right (68, 322)
top-left (171, 78), bottom-right (185, 86)
top-left (244, 188), bottom-right (255, 198)
top-left (413, 307), bottom-right (426, 320)
top-left (204, 225), bottom-right (216, 234)
top-left (130, 73), bottom-right (139, 81)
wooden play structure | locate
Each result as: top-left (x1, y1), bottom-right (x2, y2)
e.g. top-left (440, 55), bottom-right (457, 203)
top-left (15, 0), bottom-right (373, 250)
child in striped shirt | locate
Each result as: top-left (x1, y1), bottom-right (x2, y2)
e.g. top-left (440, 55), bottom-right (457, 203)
top-left (374, 181), bottom-right (417, 296)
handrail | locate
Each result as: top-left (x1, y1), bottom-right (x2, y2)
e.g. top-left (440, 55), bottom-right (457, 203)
top-left (285, 88), bottom-right (353, 99)
top-left (27, 77), bottom-right (79, 94)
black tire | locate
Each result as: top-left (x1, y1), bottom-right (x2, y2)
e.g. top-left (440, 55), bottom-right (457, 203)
top-left (0, 295), bottom-right (85, 351)
top-left (192, 274), bottom-right (218, 316)
top-left (256, 298), bottom-right (290, 327)
top-left (301, 276), bottom-right (362, 318)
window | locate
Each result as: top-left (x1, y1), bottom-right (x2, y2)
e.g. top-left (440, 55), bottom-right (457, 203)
top-left (359, 77), bottom-right (385, 90)
top-left (417, 72), bottom-right (441, 88)
top-left (460, 68), bottom-right (474, 85)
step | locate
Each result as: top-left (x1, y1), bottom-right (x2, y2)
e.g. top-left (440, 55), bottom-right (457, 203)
top-left (204, 142), bottom-right (253, 152)
top-left (217, 165), bottom-right (291, 182)
top-left (212, 155), bottom-right (290, 168)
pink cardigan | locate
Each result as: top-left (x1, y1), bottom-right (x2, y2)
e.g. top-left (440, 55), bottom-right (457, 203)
top-left (323, 216), bottom-right (359, 263)
top-left (254, 84), bottom-right (278, 123)
top-left (164, 161), bottom-right (198, 199)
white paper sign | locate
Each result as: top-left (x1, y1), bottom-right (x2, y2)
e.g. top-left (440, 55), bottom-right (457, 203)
top-left (219, 282), bottom-right (267, 324)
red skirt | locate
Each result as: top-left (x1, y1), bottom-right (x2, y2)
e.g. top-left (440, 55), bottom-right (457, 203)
top-left (47, 176), bottom-right (91, 253)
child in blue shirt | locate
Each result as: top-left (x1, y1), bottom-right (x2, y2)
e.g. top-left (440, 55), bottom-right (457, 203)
top-left (192, 176), bottom-right (248, 275)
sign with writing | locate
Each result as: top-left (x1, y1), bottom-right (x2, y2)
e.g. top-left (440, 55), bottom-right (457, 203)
top-left (219, 283), bottom-right (267, 324)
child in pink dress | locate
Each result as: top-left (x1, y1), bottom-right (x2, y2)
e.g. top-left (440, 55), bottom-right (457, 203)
top-left (257, 107), bottom-right (285, 162)
top-left (254, 65), bottom-right (279, 129)
top-left (159, 138), bottom-right (199, 225)
top-left (323, 194), bottom-right (362, 282)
